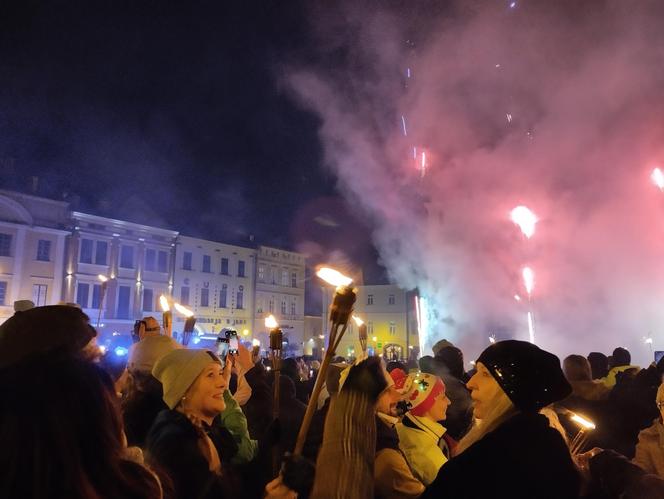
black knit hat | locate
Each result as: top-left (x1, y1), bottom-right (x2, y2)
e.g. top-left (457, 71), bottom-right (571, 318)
top-left (0, 305), bottom-right (96, 368)
top-left (477, 340), bottom-right (571, 412)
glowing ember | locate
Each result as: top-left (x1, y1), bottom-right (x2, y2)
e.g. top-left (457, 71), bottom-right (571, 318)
top-left (570, 413), bottom-right (596, 430)
top-left (510, 205), bottom-right (538, 238)
top-left (265, 315), bottom-right (279, 329)
top-left (173, 303), bottom-right (193, 317)
top-left (159, 295), bottom-right (170, 312)
top-left (652, 168), bottom-right (664, 190)
top-left (352, 315), bottom-right (364, 326)
top-left (522, 267), bottom-right (535, 296)
top-left (316, 267), bottom-right (353, 287)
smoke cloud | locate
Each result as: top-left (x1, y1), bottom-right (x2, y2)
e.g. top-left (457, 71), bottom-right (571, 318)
top-left (286, 0), bottom-right (664, 364)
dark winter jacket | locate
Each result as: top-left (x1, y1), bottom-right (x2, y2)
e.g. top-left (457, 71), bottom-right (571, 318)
top-left (146, 410), bottom-right (235, 499)
top-left (590, 449), bottom-right (664, 499)
top-left (277, 375), bottom-right (306, 458)
top-left (421, 412), bottom-right (580, 499)
top-left (241, 364), bottom-right (273, 443)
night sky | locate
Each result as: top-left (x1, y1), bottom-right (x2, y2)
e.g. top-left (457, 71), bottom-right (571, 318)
top-left (0, 1), bottom-right (388, 310)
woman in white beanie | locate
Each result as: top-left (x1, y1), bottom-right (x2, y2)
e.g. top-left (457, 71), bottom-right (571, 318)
top-left (146, 349), bottom-right (234, 499)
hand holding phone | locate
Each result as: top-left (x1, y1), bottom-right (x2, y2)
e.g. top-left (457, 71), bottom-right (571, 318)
top-left (225, 329), bottom-right (239, 355)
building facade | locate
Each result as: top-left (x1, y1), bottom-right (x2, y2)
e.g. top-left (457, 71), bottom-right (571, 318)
top-left (322, 284), bottom-right (418, 361)
top-left (0, 190), bottom-right (70, 322)
top-left (254, 246), bottom-right (305, 353)
top-left (173, 236), bottom-right (255, 337)
top-left (64, 212), bottom-right (178, 334)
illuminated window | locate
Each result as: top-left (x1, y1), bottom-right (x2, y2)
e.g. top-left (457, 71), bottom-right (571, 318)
top-left (32, 284), bottom-right (47, 306)
top-left (258, 265), bottom-right (265, 282)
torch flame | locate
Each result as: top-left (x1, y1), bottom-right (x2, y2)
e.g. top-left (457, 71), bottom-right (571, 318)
top-left (159, 295), bottom-right (170, 312)
top-left (652, 168), bottom-right (664, 190)
top-left (352, 315), bottom-right (364, 326)
top-left (97, 274), bottom-right (108, 283)
top-left (252, 338), bottom-right (261, 347)
top-left (522, 267), bottom-right (535, 296)
top-left (316, 267), bottom-right (353, 287)
top-left (570, 413), bottom-right (596, 430)
top-left (173, 302), bottom-right (194, 317)
top-left (510, 205), bottom-right (538, 238)
top-left (265, 315), bottom-right (279, 329)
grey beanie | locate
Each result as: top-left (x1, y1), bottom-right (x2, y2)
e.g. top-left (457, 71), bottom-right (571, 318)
top-left (152, 349), bottom-right (220, 409)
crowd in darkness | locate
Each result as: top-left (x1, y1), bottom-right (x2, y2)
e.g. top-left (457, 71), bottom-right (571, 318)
top-left (2, 302), bottom-right (664, 498)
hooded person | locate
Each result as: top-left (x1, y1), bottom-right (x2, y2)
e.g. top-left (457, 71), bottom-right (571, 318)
top-left (421, 340), bottom-right (580, 499)
top-left (0, 305), bottom-right (98, 368)
top-left (394, 371), bottom-right (453, 486)
top-left (146, 349), bottom-right (237, 499)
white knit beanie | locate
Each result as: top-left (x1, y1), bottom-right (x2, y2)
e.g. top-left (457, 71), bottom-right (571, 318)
top-left (152, 349), bottom-right (220, 409)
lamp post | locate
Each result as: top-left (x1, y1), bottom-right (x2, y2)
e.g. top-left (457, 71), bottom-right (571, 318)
top-left (294, 267), bottom-right (356, 456)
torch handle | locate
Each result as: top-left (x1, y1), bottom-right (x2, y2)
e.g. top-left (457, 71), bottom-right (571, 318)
top-left (293, 322), bottom-right (347, 456)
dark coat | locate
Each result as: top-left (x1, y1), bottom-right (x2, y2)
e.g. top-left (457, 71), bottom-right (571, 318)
top-left (146, 410), bottom-right (235, 499)
top-left (421, 412), bottom-right (581, 499)
top-left (242, 364), bottom-right (273, 443)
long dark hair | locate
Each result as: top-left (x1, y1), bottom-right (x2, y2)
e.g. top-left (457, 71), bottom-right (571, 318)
top-left (0, 356), bottom-right (162, 499)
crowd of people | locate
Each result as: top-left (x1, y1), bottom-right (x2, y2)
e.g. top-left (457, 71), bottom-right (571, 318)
top-left (2, 303), bottom-right (664, 498)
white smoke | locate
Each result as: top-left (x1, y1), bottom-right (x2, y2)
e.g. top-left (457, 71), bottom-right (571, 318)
top-left (286, 0), bottom-right (664, 365)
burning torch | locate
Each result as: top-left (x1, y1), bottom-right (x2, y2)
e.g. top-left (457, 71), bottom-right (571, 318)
top-left (96, 274), bottom-right (109, 329)
top-left (252, 338), bottom-right (261, 362)
top-left (353, 315), bottom-right (368, 355)
top-left (159, 294), bottom-right (172, 337)
top-left (174, 302), bottom-right (195, 346)
top-left (266, 314), bottom-right (283, 476)
top-left (293, 267), bottom-right (356, 456)
top-left (568, 412), bottom-right (596, 456)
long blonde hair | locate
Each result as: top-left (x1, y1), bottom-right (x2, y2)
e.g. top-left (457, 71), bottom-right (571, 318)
top-left (455, 389), bottom-right (516, 455)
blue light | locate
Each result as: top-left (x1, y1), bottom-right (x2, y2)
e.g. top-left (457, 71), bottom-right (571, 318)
top-left (114, 346), bottom-right (128, 357)
top-left (192, 336), bottom-right (201, 345)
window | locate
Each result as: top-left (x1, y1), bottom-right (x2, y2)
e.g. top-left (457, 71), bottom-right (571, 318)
top-left (157, 251), bottom-right (168, 272)
top-left (180, 286), bottom-right (190, 306)
top-left (91, 284), bottom-right (102, 309)
top-left (368, 322), bottom-right (374, 334)
top-left (120, 245), bottom-right (134, 268)
top-left (269, 296), bottom-right (274, 313)
top-left (258, 265), bottom-right (265, 282)
top-left (238, 260), bottom-right (245, 277)
top-left (220, 258), bottom-right (229, 275)
top-left (32, 284), bottom-right (47, 306)
top-left (143, 288), bottom-right (153, 311)
top-left (281, 299), bottom-right (287, 315)
top-left (95, 241), bottom-right (108, 265)
top-left (389, 322), bottom-right (396, 335)
top-left (0, 233), bottom-right (11, 257)
top-left (388, 294), bottom-right (395, 305)
top-left (367, 294), bottom-right (374, 305)
top-left (76, 283), bottom-right (90, 308)
top-left (36, 240), bottom-right (51, 261)
top-left (79, 239), bottom-right (93, 263)
top-left (220, 284), bottom-right (227, 308)
top-left (281, 270), bottom-right (288, 286)
top-left (291, 272), bottom-right (297, 288)
top-left (290, 300), bottom-right (296, 316)
top-left (271, 268), bottom-right (277, 285)
top-left (237, 286), bottom-right (244, 309)
top-left (117, 286), bottom-right (131, 319)
top-left (0, 281), bottom-right (6, 305)
top-left (200, 288), bottom-right (209, 307)
top-left (183, 252), bottom-right (192, 271)
top-left (202, 255), bottom-right (211, 273)
top-left (256, 299), bottom-right (263, 314)
top-left (145, 249), bottom-right (156, 271)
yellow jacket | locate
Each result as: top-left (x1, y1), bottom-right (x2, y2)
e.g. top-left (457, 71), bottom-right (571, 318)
top-left (602, 365), bottom-right (640, 387)
top-left (396, 414), bottom-right (449, 486)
